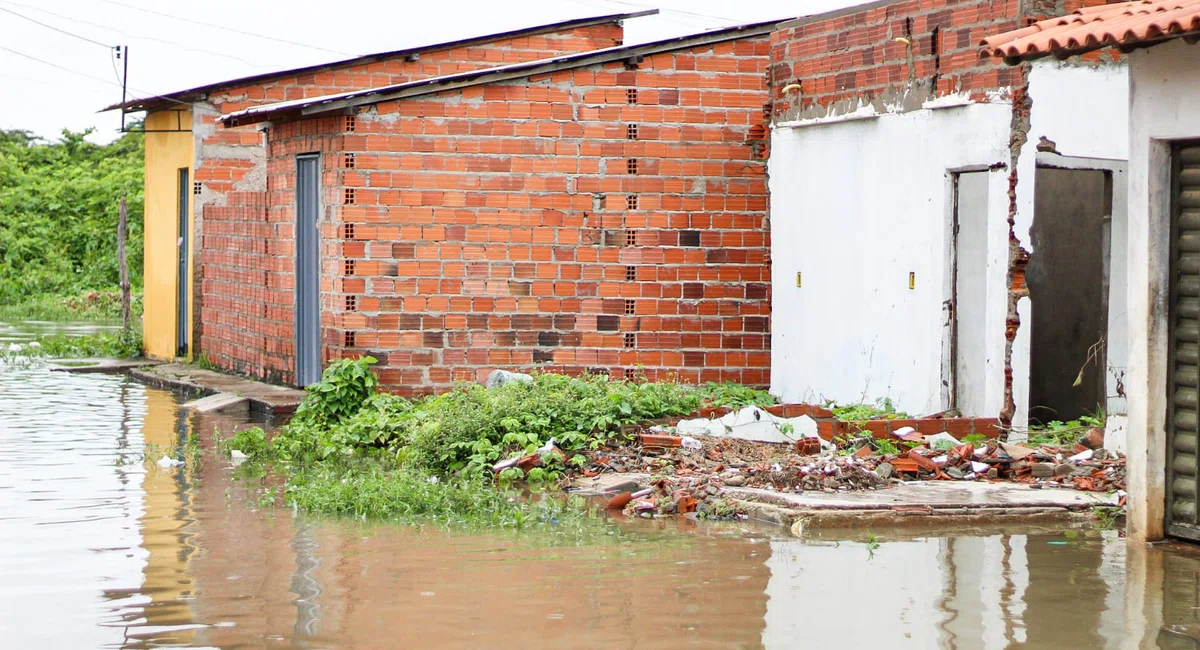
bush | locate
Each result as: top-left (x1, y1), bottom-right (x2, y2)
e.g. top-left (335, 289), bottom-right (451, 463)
top-left (0, 129), bottom-right (144, 303)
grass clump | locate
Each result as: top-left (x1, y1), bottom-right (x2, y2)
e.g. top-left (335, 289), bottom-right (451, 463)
top-left (0, 291), bottom-right (143, 323)
top-left (225, 357), bottom-right (775, 526)
top-left (32, 329), bottom-right (142, 358)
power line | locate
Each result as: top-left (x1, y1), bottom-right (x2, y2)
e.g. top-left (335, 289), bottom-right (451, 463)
top-left (0, 5), bottom-right (115, 48)
top-left (0, 45), bottom-right (192, 108)
top-left (0, 45), bottom-right (121, 87)
top-left (92, 0), bottom-right (354, 57)
top-left (0, 0), bottom-right (276, 69)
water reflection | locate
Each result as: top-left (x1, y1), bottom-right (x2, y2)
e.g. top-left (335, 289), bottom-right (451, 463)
top-left (9, 360), bottom-right (1200, 648)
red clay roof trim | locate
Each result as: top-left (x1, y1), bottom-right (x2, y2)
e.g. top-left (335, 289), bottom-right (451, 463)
top-left (980, 0), bottom-right (1200, 61)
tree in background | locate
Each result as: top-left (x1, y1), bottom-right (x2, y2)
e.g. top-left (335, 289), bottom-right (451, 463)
top-left (0, 128), bottom-right (144, 304)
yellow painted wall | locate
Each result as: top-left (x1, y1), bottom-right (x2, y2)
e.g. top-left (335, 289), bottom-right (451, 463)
top-left (143, 109), bottom-right (194, 360)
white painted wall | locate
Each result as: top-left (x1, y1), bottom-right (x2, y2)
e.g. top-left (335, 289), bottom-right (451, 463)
top-left (769, 103), bottom-right (1012, 415)
top-left (1126, 40), bottom-right (1200, 542)
top-left (769, 62), bottom-right (1128, 421)
top-left (1016, 60), bottom-right (1130, 431)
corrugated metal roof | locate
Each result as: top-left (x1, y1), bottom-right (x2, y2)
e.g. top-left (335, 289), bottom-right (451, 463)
top-left (218, 18), bottom-right (789, 128)
top-left (101, 11), bottom-right (656, 113)
top-left (981, 0), bottom-right (1200, 62)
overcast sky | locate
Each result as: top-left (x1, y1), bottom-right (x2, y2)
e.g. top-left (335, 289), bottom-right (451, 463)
top-left (0, 0), bottom-right (868, 143)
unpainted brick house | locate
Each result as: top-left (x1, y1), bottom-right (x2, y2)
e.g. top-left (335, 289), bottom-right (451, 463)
top-left (766, 0), bottom-right (1131, 440)
top-left (215, 21), bottom-right (780, 393)
top-left (106, 12), bottom-right (649, 363)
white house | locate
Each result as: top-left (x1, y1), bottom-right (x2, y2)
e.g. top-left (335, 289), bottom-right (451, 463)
top-left (767, 0), bottom-right (1129, 438)
top-left (983, 0), bottom-right (1200, 544)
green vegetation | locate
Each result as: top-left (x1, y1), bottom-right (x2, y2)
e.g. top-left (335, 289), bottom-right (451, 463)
top-left (696, 381), bottom-right (776, 409)
top-left (1027, 408), bottom-right (1106, 447)
top-left (224, 358), bottom-right (773, 525)
top-left (0, 128), bottom-right (143, 315)
top-left (829, 398), bottom-right (910, 421)
top-left (30, 330), bottom-right (141, 358)
top-left (0, 291), bottom-right (143, 323)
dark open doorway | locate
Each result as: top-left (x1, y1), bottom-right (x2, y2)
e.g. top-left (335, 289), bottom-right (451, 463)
top-left (1027, 167), bottom-right (1111, 425)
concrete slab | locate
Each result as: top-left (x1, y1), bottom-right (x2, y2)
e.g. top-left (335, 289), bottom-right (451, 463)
top-left (181, 392), bottom-right (250, 415)
top-left (48, 358), bottom-right (159, 374)
top-left (728, 480), bottom-right (1119, 511)
top-left (569, 472), bottom-right (1116, 533)
top-left (130, 364), bottom-right (305, 416)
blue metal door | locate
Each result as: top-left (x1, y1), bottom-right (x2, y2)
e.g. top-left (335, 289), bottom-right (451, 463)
top-left (295, 155), bottom-right (321, 386)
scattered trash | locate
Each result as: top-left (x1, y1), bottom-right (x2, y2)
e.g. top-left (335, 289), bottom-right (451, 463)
top-left (681, 436), bottom-right (703, 451)
top-left (229, 449), bottom-right (248, 466)
top-left (156, 456), bottom-right (183, 468)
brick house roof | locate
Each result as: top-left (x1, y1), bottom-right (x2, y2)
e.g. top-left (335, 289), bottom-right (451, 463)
top-left (218, 19), bottom-right (788, 127)
top-left (102, 11), bottom-right (655, 113)
top-left (980, 0), bottom-right (1200, 63)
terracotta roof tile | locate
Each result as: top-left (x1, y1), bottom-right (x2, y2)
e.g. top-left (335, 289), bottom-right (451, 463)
top-left (980, 0), bottom-right (1200, 61)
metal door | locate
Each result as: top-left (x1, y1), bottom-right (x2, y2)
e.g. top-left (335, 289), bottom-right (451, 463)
top-left (295, 154), bottom-right (321, 387)
top-left (1168, 142), bottom-right (1200, 539)
top-left (176, 168), bottom-right (189, 357)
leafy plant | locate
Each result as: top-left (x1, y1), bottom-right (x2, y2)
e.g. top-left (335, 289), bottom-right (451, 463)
top-left (829, 398), bottom-right (910, 421)
top-left (699, 381), bottom-right (776, 409)
top-left (874, 439), bottom-right (902, 456)
top-left (1027, 407), bottom-right (1106, 447)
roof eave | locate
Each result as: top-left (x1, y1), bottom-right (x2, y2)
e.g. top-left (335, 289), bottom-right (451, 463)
top-left (99, 10), bottom-right (658, 114)
top-left (220, 19), bottom-right (788, 128)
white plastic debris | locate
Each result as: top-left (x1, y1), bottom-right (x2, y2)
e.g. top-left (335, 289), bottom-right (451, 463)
top-left (538, 438), bottom-right (557, 454)
top-left (971, 461), bottom-right (990, 474)
top-left (28, 341), bottom-right (40, 349)
top-left (484, 369), bottom-right (533, 388)
top-left (6, 343), bottom-right (20, 353)
top-left (891, 426), bottom-right (916, 438)
top-left (974, 446), bottom-right (988, 458)
top-left (229, 450), bottom-right (248, 466)
top-left (1069, 449), bottom-right (1095, 463)
top-left (676, 407), bottom-right (816, 444)
top-left (426, 476), bottom-right (439, 484)
top-left (156, 456), bottom-right (183, 468)
top-left (681, 436), bottom-right (703, 450)
top-left (932, 455), bottom-right (949, 466)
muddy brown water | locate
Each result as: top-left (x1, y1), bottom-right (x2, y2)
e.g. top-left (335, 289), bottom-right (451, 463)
top-left (4, 362), bottom-right (1200, 648)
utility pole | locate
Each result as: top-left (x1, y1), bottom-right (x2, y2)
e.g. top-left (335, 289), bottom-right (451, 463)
top-left (118, 197), bottom-right (130, 332)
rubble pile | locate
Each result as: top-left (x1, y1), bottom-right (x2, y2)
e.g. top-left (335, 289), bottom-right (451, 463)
top-left (577, 421), bottom-right (1127, 515)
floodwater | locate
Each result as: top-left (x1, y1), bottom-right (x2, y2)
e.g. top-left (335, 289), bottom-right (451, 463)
top-left (4, 359), bottom-right (1200, 648)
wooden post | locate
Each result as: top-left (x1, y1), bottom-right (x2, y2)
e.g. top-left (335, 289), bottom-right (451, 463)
top-left (118, 197), bottom-right (130, 332)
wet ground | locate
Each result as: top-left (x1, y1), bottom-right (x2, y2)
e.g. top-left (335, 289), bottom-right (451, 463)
top-left (5, 345), bottom-right (1200, 647)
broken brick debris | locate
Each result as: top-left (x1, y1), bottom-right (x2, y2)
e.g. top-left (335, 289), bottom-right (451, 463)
top-left (571, 413), bottom-right (1126, 520)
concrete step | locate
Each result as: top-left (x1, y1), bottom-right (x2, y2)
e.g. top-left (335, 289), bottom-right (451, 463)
top-left (181, 392), bottom-right (249, 415)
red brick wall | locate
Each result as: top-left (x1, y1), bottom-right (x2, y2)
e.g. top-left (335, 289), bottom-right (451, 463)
top-left (196, 23), bottom-right (626, 378)
top-left (199, 119), bottom-right (345, 382)
top-left (242, 35), bottom-right (772, 392)
top-left (768, 0), bottom-right (1026, 118)
top-left (194, 24), bottom-right (626, 199)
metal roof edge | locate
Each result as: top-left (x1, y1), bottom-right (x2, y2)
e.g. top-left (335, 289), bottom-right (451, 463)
top-left (775, 0), bottom-right (899, 31)
top-left (220, 18), bottom-right (789, 128)
top-left (100, 10), bottom-right (658, 113)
